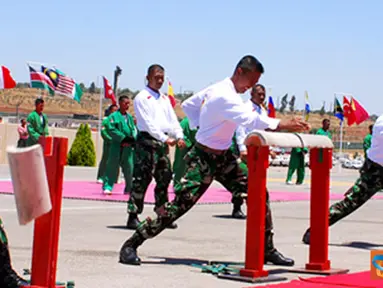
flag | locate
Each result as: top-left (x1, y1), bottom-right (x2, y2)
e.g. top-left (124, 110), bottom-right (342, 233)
top-left (167, 80), bottom-right (176, 108)
top-left (351, 97), bottom-right (369, 125)
top-left (43, 67), bottom-right (83, 103)
top-left (103, 76), bottom-right (116, 105)
top-left (268, 96), bottom-right (276, 118)
top-left (304, 91), bottom-right (311, 121)
top-left (343, 96), bottom-right (356, 126)
top-left (28, 66), bottom-right (55, 95)
top-left (333, 97), bottom-right (344, 122)
top-left (280, 93), bottom-right (288, 112)
top-left (0, 66), bottom-right (16, 89)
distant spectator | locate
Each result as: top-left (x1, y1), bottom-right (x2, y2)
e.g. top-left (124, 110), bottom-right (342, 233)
top-left (0, 117), bottom-right (3, 123)
top-left (17, 119), bottom-right (28, 148)
top-left (363, 124), bottom-right (374, 158)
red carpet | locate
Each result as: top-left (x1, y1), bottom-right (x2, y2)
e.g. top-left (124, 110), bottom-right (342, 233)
top-left (299, 271), bottom-right (383, 288)
top-left (248, 271), bottom-right (383, 288)
top-left (1, 180), bottom-right (383, 204)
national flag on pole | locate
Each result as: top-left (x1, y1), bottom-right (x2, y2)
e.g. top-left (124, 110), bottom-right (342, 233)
top-left (304, 91), bottom-right (311, 121)
top-left (351, 97), bottom-right (369, 125)
top-left (343, 96), bottom-right (356, 126)
top-left (267, 96), bottom-right (276, 118)
top-left (333, 97), bottom-right (344, 123)
top-left (167, 80), bottom-right (176, 108)
top-left (28, 66), bottom-right (55, 95)
top-left (0, 66), bottom-right (16, 89)
top-left (103, 76), bottom-right (116, 105)
top-left (42, 66), bottom-right (83, 103)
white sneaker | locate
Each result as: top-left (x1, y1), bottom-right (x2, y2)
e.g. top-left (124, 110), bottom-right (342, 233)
top-left (103, 190), bottom-right (112, 195)
top-left (286, 181), bottom-right (294, 185)
top-left (97, 179), bottom-right (103, 184)
top-left (117, 179), bottom-right (124, 184)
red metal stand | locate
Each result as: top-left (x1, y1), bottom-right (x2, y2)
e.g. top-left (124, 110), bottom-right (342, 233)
top-left (23, 136), bottom-right (68, 288)
top-left (289, 148), bottom-right (349, 275)
top-left (218, 146), bottom-right (287, 283)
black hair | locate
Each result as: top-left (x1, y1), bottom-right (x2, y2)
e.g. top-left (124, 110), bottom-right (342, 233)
top-left (105, 104), bottom-right (118, 117)
top-left (252, 84), bottom-right (265, 93)
top-left (147, 64), bottom-right (165, 76)
top-left (323, 119), bottom-right (330, 124)
top-left (119, 95), bottom-right (129, 102)
top-left (369, 124), bottom-right (374, 132)
top-left (35, 98), bottom-right (44, 105)
top-left (20, 118), bottom-right (26, 123)
top-left (234, 55), bottom-right (264, 74)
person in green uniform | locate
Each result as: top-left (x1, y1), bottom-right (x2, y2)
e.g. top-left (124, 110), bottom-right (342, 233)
top-left (0, 218), bottom-right (28, 287)
top-left (286, 147), bottom-right (308, 185)
top-left (26, 98), bottom-right (49, 146)
top-left (97, 104), bottom-right (118, 184)
top-left (316, 118), bottom-right (332, 139)
top-left (172, 117), bottom-right (197, 186)
top-left (102, 96), bottom-right (137, 195)
top-left (363, 124), bottom-right (373, 158)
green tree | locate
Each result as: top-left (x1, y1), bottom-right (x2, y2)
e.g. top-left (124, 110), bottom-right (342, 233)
top-left (89, 82), bottom-right (96, 94)
top-left (67, 124), bottom-right (96, 166)
top-left (79, 83), bottom-right (87, 93)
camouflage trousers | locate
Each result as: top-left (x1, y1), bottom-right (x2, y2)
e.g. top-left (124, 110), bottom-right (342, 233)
top-left (129, 144), bottom-right (275, 253)
top-left (127, 133), bottom-right (172, 215)
top-left (329, 158), bottom-right (383, 226)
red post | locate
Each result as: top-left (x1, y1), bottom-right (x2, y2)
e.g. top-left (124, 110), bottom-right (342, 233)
top-left (240, 146), bottom-right (269, 278)
top-left (306, 148), bottom-right (332, 271)
top-left (24, 137), bottom-right (68, 288)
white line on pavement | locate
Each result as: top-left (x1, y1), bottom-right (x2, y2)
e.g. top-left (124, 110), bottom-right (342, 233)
top-left (0, 205), bottom-right (126, 213)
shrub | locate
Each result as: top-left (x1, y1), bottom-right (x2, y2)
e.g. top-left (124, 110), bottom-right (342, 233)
top-left (67, 124), bottom-right (96, 166)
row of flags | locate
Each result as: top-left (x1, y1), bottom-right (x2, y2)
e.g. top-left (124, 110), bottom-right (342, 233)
top-left (0, 65), bottom-right (371, 126)
top-left (0, 64), bottom-right (118, 105)
top-left (334, 96), bottom-right (369, 126)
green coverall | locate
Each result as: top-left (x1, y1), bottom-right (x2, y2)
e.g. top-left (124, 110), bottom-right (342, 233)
top-left (103, 111), bottom-right (137, 193)
top-left (172, 118), bottom-right (197, 186)
top-left (363, 134), bottom-right (372, 158)
top-left (286, 148), bottom-right (308, 184)
top-left (316, 128), bottom-right (332, 139)
top-left (97, 117), bottom-right (114, 183)
top-left (26, 110), bottom-right (49, 146)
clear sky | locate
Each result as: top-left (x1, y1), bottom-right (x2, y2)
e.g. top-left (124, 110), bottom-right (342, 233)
top-left (1, 0), bottom-right (382, 114)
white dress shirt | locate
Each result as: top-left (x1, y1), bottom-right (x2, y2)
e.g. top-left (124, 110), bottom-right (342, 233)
top-left (181, 78), bottom-right (280, 150)
top-left (235, 100), bottom-right (269, 152)
top-left (134, 87), bottom-right (183, 142)
top-left (367, 114), bottom-right (383, 166)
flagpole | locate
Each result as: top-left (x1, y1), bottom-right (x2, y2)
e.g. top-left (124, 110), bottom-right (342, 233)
top-left (302, 91), bottom-right (306, 120)
top-left (97, 75), bottom-right (103, 163)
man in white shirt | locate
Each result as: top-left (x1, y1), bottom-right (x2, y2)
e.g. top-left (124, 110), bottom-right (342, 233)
top-left (126, 64), bottom-right (186, 230)
top-left (302, 115), bottom-right (383, 244)
top-left (119, 55), bottom-right (309, 266)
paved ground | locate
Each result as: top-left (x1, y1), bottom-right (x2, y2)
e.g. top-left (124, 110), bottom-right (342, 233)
top-left (1, 165), bottom-right (381, 287)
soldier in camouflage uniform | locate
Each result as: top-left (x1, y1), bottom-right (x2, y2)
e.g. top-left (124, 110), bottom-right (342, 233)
top-left (126, 64), bottom-right (185, 230)
top-left (302, 114), bottom-right (383, 244)
top-left (119, 55), bottom-right (309, 266)
top-left (0, 218), bottom-right (28, 287)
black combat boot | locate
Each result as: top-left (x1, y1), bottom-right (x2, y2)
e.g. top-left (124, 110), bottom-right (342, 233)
top-left (126, 213), bottom-right (140, 230)
top-left (302, 228), bottom-right (310, 245)
top-left (0, 238), bottom-right (29, 287)
top-left (119, 233), bottom-right (145, 266)
top-left (232, 204), bottom-right (246, 219)
top-left (264, 232), bottom-right (294, 266)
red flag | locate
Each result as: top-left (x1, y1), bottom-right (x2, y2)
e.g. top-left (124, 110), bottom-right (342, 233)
top-left (167, 80), bottom-right (176, 108)
top-left (351, 97), bottom-right (369, 125)
top-left (0, 66), bottom-right (16, 89)
top-left (343, 96), bottom-right (356, 126)
top-left (267, 96), bottom-right (276, 118)
top-left (103, 76), bottom-right (116, 105)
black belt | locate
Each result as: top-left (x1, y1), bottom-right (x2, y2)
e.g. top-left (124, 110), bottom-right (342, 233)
top-left (195, 142), bottom-right (226, 155)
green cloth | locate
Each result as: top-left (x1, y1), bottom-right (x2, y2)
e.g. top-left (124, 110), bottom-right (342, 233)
top-left (97, 117), bottom-right (114, 182)
top-left (26, 110), bottom-right (49, 146)
top-left (316, 128), bottom-right (332, 139)
top-left (173, 117), bottom-right (197, 185)
top-left (363, 134), bottom-right (372, 158)
top-left (103, 111), bottom-right (137, 192)
top-left (286, 147), bottom-right (306, 184)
